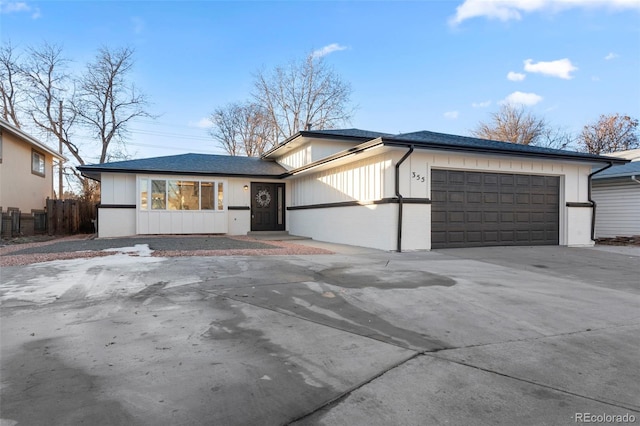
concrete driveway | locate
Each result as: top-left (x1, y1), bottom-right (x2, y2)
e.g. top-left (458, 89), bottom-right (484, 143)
top-left (1, 241), bottom-right (638, 425)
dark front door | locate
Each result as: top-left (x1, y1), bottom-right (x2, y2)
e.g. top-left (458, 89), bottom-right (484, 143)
top-left (251, 182), bottom-right (285, 231)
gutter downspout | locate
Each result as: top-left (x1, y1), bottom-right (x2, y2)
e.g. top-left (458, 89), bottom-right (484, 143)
top-left (631, 175), bottom-right (640, 185)
top-left (395, 145), bottom-right (414, 252)
top-left (588, 162), bottom-right (613, 242)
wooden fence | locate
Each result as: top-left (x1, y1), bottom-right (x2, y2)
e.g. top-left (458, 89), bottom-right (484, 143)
top-left (46, 198), bottom-right (80, 235)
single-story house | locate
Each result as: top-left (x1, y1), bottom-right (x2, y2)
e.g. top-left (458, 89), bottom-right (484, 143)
top-left (1, 119), bottom-right (65, 236)
top-left (77, 128), bottom-right (628, 251)
top-left (592, 158), bottom-right (640, 239)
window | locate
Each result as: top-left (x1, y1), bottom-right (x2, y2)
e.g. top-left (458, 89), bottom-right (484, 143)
top-left (0, 130), bottom-right (3, 163)
top-left (217, 182), bottom-right (224, 210)
top-left (140, 178), bottom-right (224, 211)
top-left (140, 179), bottom-right (148, 209)
top-left (151, 180), bottom-right (166, 210)
top-left (32, 150), bottom-right (45, 176)
top-left (168, 180), bottom-right (199, 210)
top-left (201, 182), bottom-right (214, 210)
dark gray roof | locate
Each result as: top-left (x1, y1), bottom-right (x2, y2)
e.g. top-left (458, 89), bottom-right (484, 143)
top-left (302, 128), bottom-right (393, 139)
top-left (77, 153), bottom-right (287, 179)
top-left (387, 130), bottom-right (625, 163)
top-left (593, 161), bottom-right (640, 179)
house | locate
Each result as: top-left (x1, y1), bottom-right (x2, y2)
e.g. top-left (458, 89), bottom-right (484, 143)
top-left (77, 128), bottom-right (628, 251)
top-left (0, 119), bottom-right (65, 236)
top-left (592, 151), bottom-right (640, 239)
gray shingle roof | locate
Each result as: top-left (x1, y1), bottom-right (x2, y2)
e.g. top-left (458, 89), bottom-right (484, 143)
top-left (593, 161), bottom-right (640, 179)
top-left (77, 153), bottom-right (287, 177)
top-left (387, 130), bottom-right (621, 162)
top-left (303, 128), bottom-right (393, 139)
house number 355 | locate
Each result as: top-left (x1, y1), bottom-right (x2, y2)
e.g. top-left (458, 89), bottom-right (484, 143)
top-left (412, 172), bottom-right (425, 182)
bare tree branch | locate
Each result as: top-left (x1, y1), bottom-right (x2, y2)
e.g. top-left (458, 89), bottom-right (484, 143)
top-left (252, 53), bottom-right (354, 145)
top-left (471, 104), bottom-right (548, 146)
top-left (73, 46), bottom-right (152, 163)
top-left (0, 41), bottom-right (25, 127)
top-left (578, 113), bottom-right (639, 154)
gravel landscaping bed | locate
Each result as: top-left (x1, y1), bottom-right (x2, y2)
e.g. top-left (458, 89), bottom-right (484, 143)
top-left (0, 234), bottom-right (333, 266)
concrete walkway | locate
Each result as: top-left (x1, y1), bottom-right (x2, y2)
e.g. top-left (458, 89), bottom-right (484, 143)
top-left (1, 242), bottom-right (638, 425)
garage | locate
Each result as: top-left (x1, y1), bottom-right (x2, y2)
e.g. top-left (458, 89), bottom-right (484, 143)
top-left (431, 169), bottom-right (560, 249)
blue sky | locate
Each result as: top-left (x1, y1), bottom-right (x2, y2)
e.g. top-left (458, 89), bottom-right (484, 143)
top-left (1, 0), bottom-right (639, 160)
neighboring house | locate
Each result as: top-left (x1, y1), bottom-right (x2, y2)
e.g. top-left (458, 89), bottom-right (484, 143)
top-left (77, 128), bottom-right (627, 251)
top-left (592, 159), bottom-right (640, 239)
top-left (0, 119), bottom-right (65, 217)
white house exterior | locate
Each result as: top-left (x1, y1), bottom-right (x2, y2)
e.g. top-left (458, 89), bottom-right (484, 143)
top-left (78, 128), bottom-right (627, 251)
top-left (592, 161), bottom-right (640, 239)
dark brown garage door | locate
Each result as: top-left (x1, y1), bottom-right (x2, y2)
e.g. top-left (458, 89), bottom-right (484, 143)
top-left (431, 170), bottom-right (559, 248)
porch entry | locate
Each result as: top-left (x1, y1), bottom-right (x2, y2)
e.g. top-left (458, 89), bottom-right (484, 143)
top-left (251, 182), bottom-right (285, 231)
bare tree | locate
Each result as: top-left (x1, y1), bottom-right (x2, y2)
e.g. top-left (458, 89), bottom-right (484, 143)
top-left (0, 42), bottom-right (25, 127)
top-left (210, 102), bottom-right (272, 157)
top-left (15, 43), bottom-right (151, 197)
top-left (577, 113), bottom-right (639, 154)
top-left (22, 43), bottom-right (78, 160)
top-left (73, 46), bottom-right (151, 164)
top-left (471, 104), bottom-right (548, 146)
top-left (253, 53), bottom-right (354, 145)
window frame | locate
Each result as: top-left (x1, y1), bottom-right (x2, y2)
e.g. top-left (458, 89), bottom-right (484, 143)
top-left (139, 177), bottom-right (225, 212)
top-left (31, 149), bottom-right (46, 177)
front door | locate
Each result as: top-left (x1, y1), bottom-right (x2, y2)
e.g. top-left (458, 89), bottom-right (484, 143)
top-left (251, 182), bottom-right (285, 231)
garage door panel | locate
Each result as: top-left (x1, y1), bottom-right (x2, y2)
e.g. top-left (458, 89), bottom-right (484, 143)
top-left (431, 170), bottom-right (559, 248)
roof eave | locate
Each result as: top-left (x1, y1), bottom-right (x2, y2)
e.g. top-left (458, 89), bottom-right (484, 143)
top-left (75, 166), bottom-right (287, 179)
top-left (0, 119), bottom-right (67, 161)
top-left (381, 137), bottom-right (630, 165)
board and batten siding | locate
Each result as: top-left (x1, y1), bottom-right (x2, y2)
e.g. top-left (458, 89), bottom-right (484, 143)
top-left (593, 182), bottom-right (640, 238)
top-left (288, 148), bottom-right (596, 250)
top-left (98, 173), bottom-right (137, 237)
top-left (276, 138), bottom-right (360, 170)
top-left (289, 154), bottom-right (395, 206)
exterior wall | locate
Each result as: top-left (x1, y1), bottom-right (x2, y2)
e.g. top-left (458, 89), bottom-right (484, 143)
top-left (98, 208), bottom-right (136, 238)
top-left (0, 130), bottom-right (55, 212)
top-left (275, 138), bottom-right (360, 170)
top-left (289, 153), bottom-right (396, 206)
top-left (100, 173), bottom-right (136, 205)
top-left (310, 140), bottom-right (359, 162)
top-left (97, 173), bottom-right (290, 238)
top-left (593, 182), bottom-right (640, 238)
top-left (289, 204), bottom-right (397, 251)
top-left (287, 148), bottom-right (596, 250)
top-left (277, 144), bottom-right (311, 170)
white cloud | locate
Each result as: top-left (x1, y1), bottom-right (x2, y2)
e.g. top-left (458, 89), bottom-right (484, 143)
top-left (0, 1), bottom-right (40, 18)
top-left (189, 118), bottom-right (212, 129)
top-left (444, 111), bottom-right (459, 119)
top-left (524, 58), bottom-right (577, 79)
top-left (450, 0), bottom-right (640, 25)
top-left (604, 52), bottom-right (619, 60)
top-left (311, 43), bottom-right (348, 59)
top-left (472, 100), bottom-right (491, 108)
top-left (501, 91), bottom-right (543, 106)
top-left (507, 71), bottom-right (526, 81)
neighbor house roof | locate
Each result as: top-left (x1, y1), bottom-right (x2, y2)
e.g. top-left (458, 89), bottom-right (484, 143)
top-left (77, 153), bottom-right (287, 181)
top-left (592, 161), bottom-right (640, 180)
top-left (0, 119), bottom-right (66, 161)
